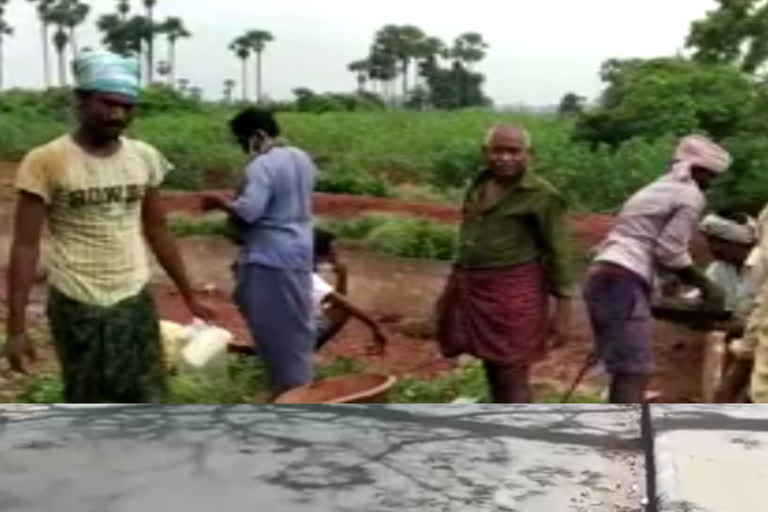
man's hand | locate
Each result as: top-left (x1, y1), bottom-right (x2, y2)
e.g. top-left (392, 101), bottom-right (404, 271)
top-left (200, 193), bottom-right (231, 212)
top-left (185, 296), bottom-right (216, 323)
top-left (550, 299), bottom-right (572, 349)
top-left (4, 333), bottom-right (37, 374)
top-left (366, 327), bottom-right (389, 356)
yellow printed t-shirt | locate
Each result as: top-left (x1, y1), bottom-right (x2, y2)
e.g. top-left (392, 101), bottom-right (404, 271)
top-left (15, 135), bottom-right (172, 307)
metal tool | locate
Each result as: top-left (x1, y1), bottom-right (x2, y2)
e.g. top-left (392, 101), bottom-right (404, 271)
top-left (560, 351), bottom-right (599, 403)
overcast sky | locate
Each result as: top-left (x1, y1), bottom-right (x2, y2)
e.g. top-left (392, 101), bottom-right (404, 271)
top-left (1, 0), bottom-right (717, 105)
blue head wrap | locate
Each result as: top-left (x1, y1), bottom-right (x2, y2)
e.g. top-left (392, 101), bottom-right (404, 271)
top-left (72, 50), bottom-right (140, 100)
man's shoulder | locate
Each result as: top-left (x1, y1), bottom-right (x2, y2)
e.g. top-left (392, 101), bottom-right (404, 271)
top-left (265, 145), bottom-right (311, 162)
top-left (633, 176), bottom-right (703, 208)
top-left (24, 135), bottom-right (71, 160)
top-left (527, 173), bottom-right (565, 202)
top-left (252, 145), bottom-right (315, 173)
top-left (123, 137), bottom-right (163, 158)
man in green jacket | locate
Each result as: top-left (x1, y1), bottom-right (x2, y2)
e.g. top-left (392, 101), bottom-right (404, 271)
top-left (437, 123), bottom-right (573, 403)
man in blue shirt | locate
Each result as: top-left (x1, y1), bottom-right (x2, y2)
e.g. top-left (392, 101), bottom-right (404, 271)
top-left (202, 109), bottom-right (317, 401)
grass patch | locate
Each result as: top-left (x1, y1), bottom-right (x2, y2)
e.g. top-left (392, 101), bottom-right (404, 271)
top-left (390, 360), bottom-right (604, 403)
top-left (168, 213), bottom-right (230, 238)
top-left (319, 214), bottom-right (458, 261)
top-left (391, 360), bottom-right (490, 403)
top-left (18, 357), bottom-right (603, 404)
top-left (18, 355), bottom-right (366, 404)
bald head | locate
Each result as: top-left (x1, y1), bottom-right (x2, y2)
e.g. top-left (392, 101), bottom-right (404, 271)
top-left (484, 123), bottom-right (531, 149)
top-left (483, 123), bottom-right (531, 180)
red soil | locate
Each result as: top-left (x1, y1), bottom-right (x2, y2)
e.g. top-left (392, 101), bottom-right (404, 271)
top-left (0, 161), bottom-right (709, 401)
top-left (161, 191), bottom-right (712, 262)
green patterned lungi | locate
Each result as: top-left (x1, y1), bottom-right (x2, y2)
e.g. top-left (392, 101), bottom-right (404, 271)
top-left (46, 286), bottom-right (168, 403)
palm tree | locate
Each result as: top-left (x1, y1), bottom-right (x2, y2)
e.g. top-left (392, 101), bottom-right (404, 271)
top-left (97, 14), bottom-right (125, 53)
top-left (48, 1), bottom-right (76, 86)
top-left (373, 24), bottom-right (425, 101)
top-left (63, 0), bottom-right (90, 58)
top-left (450, 32), bottom-right (488, 69)
top-left (223, 78), bottom-right (235, 103)
top-left (159, 16), bottom-right (190, 86)
top-left (142, 0), bottom-right (157, 83)
top-left (117, 0), bottom-right (130, 21)
top-left (347, 59), bottom-right (369, 93)
top-left (97, 13), bottom-right (152, 84)
top-left (229, 35), bottom-right (250, 102)
top-left (28, 0), bottom-right (56, 88)
top-left (0, 5), bottom-right (12, 91)
top-left (177, 77), bottom-right (188, 94)
top-left (246, 29), bottom-right (274, 103)
top-left (52, 25), bottom-right (69, 86)
top-left (156, 59), bottom-right (170, 79)
top-left (367, 43), bottom-right (398, 103)
top-left (98, 14), bottom-right (149, 58)
top-left (416, 36), bottom-right (446, 84)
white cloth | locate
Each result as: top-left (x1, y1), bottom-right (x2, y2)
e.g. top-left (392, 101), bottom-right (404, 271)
top-left (669, 134), bottom-right (732, 181)
top-left (683, 255), bottom-right (762, 320)
top-left (700, 214), bottom-right (756, 245)
top-left (312, 273), bottom-right (334, 319)
top-left (705, 261), bottom-right (751, 315)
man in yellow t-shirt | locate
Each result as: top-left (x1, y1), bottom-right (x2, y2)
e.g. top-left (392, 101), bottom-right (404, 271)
top-left (4, 50), bottom-right (213, 403)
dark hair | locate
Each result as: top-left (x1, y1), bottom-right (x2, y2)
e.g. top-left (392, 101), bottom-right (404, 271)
top-left (229, 108), bottom-right (280, 139)
top-left (314, 228), bottom-right (336, 260)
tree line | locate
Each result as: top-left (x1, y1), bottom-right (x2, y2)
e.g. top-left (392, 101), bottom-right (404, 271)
top-left (0, 0), bottom-right (275, 102)
top-left (556, 0), bottom-right (768, 213)
top-left (0, 1), bottom-right (493, 109)
top-left (348, 25), bottom-right (490, 109)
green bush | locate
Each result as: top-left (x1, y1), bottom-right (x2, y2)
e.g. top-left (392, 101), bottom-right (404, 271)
top-left (0, 88), bottom-right (74, 121)
top-left (366, 217), bottom-right (458, 260)
top-left (319, 214), bottom-right (389, 240)
top-left (574, 58), bottom-right (755, 147)
top-left (391, 360), bottom-right (489, 403)
top-left (320, 214), bottom-right (457, 260)
top-left (316, 160), bottom-right (393, 197)
top-left (138, 85), bottom-right (205, 116)
top-left (169, 214), bottom-right (230, 238)
top-left (391, 360), bottom-right (604, 403)
top-left (132, 112), bottom-right (243, 190)
top-left (19, 375), bottom-right (65, 403)
top-left (4, 99), bottom-right (768, 213)
top-left (430, 142), bottom-right (483, 189)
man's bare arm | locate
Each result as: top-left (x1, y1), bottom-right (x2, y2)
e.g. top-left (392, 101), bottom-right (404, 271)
top-left (142, 188), bottom-right (213, 321)
top-left (7, 192), bottom-right (46, 338)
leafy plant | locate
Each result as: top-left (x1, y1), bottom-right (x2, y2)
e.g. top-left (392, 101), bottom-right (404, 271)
top-left (19, 375), bottom-right (65, 403)
top-left (320, 214), bottom-right (458, 261)
top-left (169, 214), bottom-right (230, 238)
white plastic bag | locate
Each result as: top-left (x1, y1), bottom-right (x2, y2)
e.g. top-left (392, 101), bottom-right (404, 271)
top-left (179, 319), bottom-right (233, 376)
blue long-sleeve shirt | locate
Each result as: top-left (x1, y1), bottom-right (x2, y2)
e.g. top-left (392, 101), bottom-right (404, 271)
top-left (230, 146), bottom-right (317, 270)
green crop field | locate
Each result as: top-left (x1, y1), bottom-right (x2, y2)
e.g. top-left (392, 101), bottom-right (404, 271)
top-left (0, 97), bottom-right (678, 213)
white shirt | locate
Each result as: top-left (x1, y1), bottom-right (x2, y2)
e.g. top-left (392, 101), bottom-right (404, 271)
top-left (595, 174), bottom-right (704, 284)
top-left (312, 273), bottom-right (334, 319)
top-left (705, 261), bottom-right (749, 315)
top-left (684, 256), bottom-right (761, 319)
